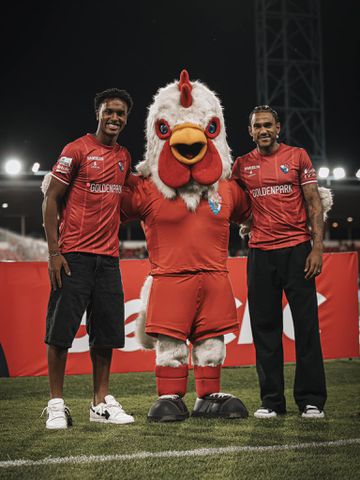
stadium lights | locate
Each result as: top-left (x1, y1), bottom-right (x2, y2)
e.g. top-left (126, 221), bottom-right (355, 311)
top-left (333, 167), bottom-right (346, 180)
top-left (356, 169), bottom-right (360, 179)
top-left (32, 162), bottom-right (40, 173)
top-left (318, 167), bottom-right (330, 179)
top-left (2, 203), bottom-right (8, 208)
top-left (4, 158), bottom-right (22, 176)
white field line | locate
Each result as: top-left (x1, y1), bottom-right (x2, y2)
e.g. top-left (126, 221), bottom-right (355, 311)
top-left (1, 438), bottom-right (359, 469)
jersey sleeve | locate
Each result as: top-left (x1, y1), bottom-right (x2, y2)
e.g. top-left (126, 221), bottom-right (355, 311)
top-left (299, 149), bottom-right (318, 186)
top-left (123, 148), bottom-right (132, 182)
top-left (51, 143), bottom-right (82, 186)
top-left (229, 180), bottom-right (251, 224)
top-left (231, 157), bottom-right (246, 189)
top-left (120, 175), bottom-right (145, 223)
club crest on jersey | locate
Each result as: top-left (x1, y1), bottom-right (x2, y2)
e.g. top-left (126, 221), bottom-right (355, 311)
top-left (280, 164), bottom-right (289, 174)
top-left (118, 161), bottom-right (124, 172)
top-left (208, 192), bottom-right (222, 215)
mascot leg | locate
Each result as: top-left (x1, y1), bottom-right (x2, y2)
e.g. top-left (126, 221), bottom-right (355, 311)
top-left (147, 335), bottom-right (190, 422)
top-left (191, 336), bottom-right (248, 419)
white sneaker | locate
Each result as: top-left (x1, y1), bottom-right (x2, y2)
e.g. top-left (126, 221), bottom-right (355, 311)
top-left (254, 407), bottom-right (277, 418)
top-left (301, 405), bottom-right (325, 418)
top-left (42, 398), bottom-right (72, 429)
top-left (90, 395), bottom-right (134, 424)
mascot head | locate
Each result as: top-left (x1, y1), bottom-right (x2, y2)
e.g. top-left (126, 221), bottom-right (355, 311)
top-left (137, 70), bottom-right (232, 210)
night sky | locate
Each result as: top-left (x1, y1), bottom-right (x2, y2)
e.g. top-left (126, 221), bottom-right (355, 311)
top-left (1, 0), bottom-right (359, 237)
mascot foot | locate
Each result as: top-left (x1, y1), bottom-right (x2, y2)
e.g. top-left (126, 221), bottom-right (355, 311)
top-left (191, 393), bottom-right (248, 419)
top-left (147, 395), bottom-right (190, 422)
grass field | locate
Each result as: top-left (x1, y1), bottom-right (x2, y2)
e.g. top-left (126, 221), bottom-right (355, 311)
top-left (0, 359), bottom-right (359, 480)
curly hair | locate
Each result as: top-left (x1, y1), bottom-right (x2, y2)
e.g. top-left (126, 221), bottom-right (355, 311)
top-left (94, 88), bottom-right (133, 115)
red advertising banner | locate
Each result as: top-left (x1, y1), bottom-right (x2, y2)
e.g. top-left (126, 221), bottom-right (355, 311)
top-left (0, 253), bottom-right (358, 377)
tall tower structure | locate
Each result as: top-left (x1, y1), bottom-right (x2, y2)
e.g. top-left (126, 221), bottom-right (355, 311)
top-left (255, 0), bottom-right (326, 164)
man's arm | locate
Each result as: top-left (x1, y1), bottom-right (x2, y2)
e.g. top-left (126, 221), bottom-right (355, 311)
top-left (42, 176), bottom-right (71, 290)
top-left (302, 183), bottom-right (324, 279)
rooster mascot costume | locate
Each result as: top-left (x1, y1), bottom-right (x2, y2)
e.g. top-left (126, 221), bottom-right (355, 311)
top-left (121, 70), bottom-right (251, 422)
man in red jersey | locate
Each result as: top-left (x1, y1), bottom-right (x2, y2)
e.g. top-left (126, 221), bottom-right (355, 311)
top-left (232, 105), bottom-right (327, 419)
top-left (42, 89), bottom-right (135, 429)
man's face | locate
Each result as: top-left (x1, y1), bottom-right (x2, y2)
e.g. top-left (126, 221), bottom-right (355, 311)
top-left (248, 111), bottom-right (280, 152)
top-left (97, 98), bottom-right (128, 137)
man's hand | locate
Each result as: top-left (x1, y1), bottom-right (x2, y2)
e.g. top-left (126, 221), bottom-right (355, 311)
top-left (304, 247), bottom-right (323, 280)
top-left (48, 254), bottom-right (71, 290)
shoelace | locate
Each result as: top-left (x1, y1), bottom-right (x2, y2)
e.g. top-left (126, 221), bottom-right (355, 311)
top-left (102, 401), bottom-right (127, 416)
top-left (40, 405), bottom-right (71, 418)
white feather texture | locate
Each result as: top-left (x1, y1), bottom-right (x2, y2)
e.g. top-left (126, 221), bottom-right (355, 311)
top-left (137, 77), bottom-right (233, 209)
top-left (318, 187), bottom-right (333, 220)
top-left (192, 336), bottom-right (226, 367)
top-left (135, 275), bottom-right (157, 349)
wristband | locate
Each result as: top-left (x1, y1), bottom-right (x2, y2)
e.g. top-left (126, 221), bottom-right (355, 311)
top-left (48, 251), bottom-right (61, 257)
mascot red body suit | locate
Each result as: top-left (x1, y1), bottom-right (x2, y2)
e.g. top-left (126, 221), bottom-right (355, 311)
top-left (121, 71), bottom-right (250, 421)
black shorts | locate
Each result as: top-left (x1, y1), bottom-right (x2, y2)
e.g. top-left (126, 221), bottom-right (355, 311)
top-left (45, 253), bottom-right (125, 349)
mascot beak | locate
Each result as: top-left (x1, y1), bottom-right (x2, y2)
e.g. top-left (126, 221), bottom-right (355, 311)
top-left (169, 123), bottom-right (207, 165)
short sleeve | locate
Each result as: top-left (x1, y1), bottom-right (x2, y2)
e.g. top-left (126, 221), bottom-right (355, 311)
top-left (120, 175), bottom-right (145, 223)
top-left (123, 148), bottom-right (132, 181)
top-left (231, 157), bottom-right (246, 190)
top-left (51, 143), bottom-right (82, 186)
top-left (299, 149), bottom-right (317, 186)
top-left (229, 180), bottom-right (251, 224)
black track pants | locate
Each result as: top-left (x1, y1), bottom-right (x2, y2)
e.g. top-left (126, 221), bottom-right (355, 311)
top-left (247, 241), bottom-right (327, 412)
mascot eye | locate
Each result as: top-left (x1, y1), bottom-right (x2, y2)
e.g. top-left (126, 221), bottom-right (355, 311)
top-left (206, 117), bottom-right (220, 138)
top-left (160, 124), bottom-right (168, 134)
top-left (208, 123), bottom-right (216, 134)
top-left (155, 119), bottom-right (171, 139)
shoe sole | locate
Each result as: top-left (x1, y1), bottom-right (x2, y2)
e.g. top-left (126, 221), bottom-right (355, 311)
top-left (191, 412), bottom-right (248, 419)
top-left (90, 417), bottom-right (134, 424)
top-left (147, 413), bottom-right (189, 422)
top-left (301, 413), bottom-right (325, 419)
top-left (46, 424), bottom-right (68, 429)
top-left (254, 412), bottom-right (277, 418)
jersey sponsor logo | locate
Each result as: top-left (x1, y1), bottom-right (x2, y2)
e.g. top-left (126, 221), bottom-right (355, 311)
top-left (59, 156), bottom-right (72, 166)
top-left (87, 156), bottom-right (104, 161)
top-left (90, 161), bottom-right (101, 169)
top-left (251, 184), bottom-right (293, 198)
top-left (87, 182), bottom-right (123, 194)
top-left (280, 163), bottom-right (289, 174)
top-left (55, 156), bottom-right (72, 173)
top-left (244, 165), bottom-right (260, 171)
top-left (303, 167), bottom-right (316, 179)
top-left (208, 192), bottom-right (222, 215)
top-left (244, 165), bottom-right (260, 177)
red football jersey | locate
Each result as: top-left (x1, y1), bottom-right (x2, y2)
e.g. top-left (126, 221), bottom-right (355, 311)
top-left (51, 133), bottom-right (131, 257)
top-left (232, 143), bottom-right (317, 250)
top-left (121, 177), bottom-right (250, 274)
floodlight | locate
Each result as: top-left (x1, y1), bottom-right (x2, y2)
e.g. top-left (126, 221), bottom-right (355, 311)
top-left (32, 162), bottom-right (40, 173)
top-left (347, 217), bottom-right (353, 223)
top-left (2, 203), bottom-right (8, 208)
top-left (356, 169), bottom-right (360, 179)
top-left (318, 167), bottom-right (329, 178)
top-left (332, 167), bottom-right (345, 180)
top-left (4, 158), bottom-right (22, 175)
